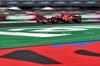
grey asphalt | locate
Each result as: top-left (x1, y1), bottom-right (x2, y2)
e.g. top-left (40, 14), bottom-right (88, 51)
top-left (0, 22), bottom-right (100, 28)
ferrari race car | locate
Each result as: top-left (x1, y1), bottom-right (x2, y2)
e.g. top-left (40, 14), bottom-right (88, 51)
top-left (37, 13), bottom-right (82, 24)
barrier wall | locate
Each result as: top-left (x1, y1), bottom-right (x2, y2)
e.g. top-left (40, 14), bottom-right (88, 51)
top-left (0, 14), bottom-right (43, 21)
top-left (5, 14), bottom-right (43, 21)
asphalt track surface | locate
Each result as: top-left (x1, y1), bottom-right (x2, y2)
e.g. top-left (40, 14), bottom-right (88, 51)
top-left (0, 22), bottom-right (100, 28)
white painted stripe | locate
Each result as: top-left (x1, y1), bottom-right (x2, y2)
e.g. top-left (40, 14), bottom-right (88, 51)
top-left (0, 31), bottom-right (70, 37)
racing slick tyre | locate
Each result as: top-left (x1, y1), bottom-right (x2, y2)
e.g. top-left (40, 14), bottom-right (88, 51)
top-left (73, 17), bottom-right (82, 23)
top-left (51, 17), bottom-right (60, 24)
top-left (51, 17), bottom-right (56, 24)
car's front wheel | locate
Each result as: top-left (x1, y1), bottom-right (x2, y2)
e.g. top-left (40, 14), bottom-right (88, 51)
top-left (73, 17), bottom-right (82, 23)
top-left (51, 17), bottom-right (62, 24)
top-left (51, 17), bottom-right (57, 24)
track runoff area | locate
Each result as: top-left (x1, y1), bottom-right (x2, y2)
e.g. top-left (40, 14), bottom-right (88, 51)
top-left (0, 22), bottom-right (100, 66)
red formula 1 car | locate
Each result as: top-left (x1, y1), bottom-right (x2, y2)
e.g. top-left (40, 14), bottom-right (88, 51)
top-left (37, 13), bottom-right (82, 24)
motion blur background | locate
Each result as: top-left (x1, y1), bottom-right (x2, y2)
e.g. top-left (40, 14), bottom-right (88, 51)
top-left (0, 0), bottom-right (100, 22)
top-left (0, 0), bottom-right (100, 14)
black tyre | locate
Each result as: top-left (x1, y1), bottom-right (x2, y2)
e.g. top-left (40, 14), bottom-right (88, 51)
top-left (73, 17), bottom-right (82, 23)
top-left (51, 17), bottom-right (61, 24)
top-left (51, 17), bottom-right (55, 24)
